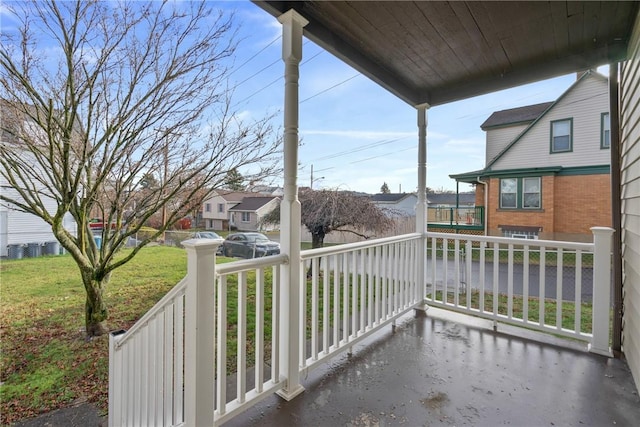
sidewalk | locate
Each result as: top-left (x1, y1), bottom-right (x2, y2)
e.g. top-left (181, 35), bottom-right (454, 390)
top-left (12, 402), bottom-right (106, 427)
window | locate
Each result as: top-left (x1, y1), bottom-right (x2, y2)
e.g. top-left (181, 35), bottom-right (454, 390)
top-left (241, 212), bottom-right (250, 222)
top-left (205, 203), bottom-right (211, 212)
top-left (550, 118), bottom-right (572, 153)
top-left (500, 177), bottom-right (541, 210)
top-left (601, 112), bottom-right (610, 149)
top-left (500, 178), bottom-right (517, 209)
top-left (218, 203), bottom-right (224, 213)
top-left (522, 177), bottom-right (541, 209)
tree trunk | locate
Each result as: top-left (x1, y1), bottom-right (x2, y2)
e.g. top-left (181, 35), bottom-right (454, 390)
top-left (82, 273), bottom-right (109, 337)
top-left (308, 230), bottom-right (326, 277)
top-left (311, 230), bottom-right (325, 249)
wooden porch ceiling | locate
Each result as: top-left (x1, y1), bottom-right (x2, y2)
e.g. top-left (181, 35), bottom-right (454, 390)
top-left (252, 1), bottom-right (639, 107)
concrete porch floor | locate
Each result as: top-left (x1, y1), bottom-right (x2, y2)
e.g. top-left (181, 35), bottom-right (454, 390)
top-left (227, 308), bottom-right (640, 427)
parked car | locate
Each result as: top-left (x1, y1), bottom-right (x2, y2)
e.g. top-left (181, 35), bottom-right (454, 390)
top-left (190, 231), bottom-right (224, 255)
top-left (191, 231), bottom-right (222, 240)
top-left (221, 232), bottom-right (280, 259)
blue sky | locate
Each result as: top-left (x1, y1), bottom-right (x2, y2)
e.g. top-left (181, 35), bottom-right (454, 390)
top-left (0, 0), bottom-right (599, 194)
top-left (225, 1), bottom-right (588, 194)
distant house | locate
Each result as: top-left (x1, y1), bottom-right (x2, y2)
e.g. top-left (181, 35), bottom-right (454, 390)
top-left (451, 70), bottom-right (611, 241)
top-left (229, 197), bottom-right (280, 231)
top-left (201, 191), bottom-right (256, 230)
top-left (248, 185), bottom-right (284, 197)
top-left (370, 193), bottom-right (417, 217)
top-left (427, 192), bottom-right (475, 208)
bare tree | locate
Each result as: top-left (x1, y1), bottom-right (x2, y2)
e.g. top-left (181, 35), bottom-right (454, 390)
top-left (0, 1), bottom-right (281, 337)
top-left (263, 188), bottom-right (393, 249)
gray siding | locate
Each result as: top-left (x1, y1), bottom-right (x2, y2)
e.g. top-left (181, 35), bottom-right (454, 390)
top-left (621, 12), bottom-right (640, 393)
top-left (492, 74), bottom-right (610, 170)
top-left (0, 186), bottom-right (75, 256)
top-left (485, 124), bottom-right (528, 165)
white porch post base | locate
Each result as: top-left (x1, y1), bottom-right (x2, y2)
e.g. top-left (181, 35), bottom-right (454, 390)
top-left (589, 226), bottom-right (614, 357)
top-left (182, 238), bottom-right (221, 427)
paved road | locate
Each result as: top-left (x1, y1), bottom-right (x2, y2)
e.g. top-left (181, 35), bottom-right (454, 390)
top-left (427, 258), bottom-right (596, 303)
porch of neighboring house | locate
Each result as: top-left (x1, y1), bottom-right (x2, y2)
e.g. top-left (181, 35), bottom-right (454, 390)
top-left (427, 206), bottom-right (485, 233)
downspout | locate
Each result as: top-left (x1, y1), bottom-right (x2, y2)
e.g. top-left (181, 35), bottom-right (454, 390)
top-left (609, 62), bottom-right (623, 357)
top-left (455, 181), bottom-right (460, 233)
top-left (477, 177), bottom-right (488, 236)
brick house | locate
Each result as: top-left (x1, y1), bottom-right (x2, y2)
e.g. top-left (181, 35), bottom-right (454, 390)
top-left (451, 70), bottom-right (611, 242)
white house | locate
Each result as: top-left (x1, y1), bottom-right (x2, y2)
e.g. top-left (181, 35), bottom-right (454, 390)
top-left (202, 191), bottom-right (247, 230)
top-left (228, 196), bottom-right (280, 231)
top-left (370, 193), bottom-right (417, 217)
top-left (1, 113), bottom-right (76, 258)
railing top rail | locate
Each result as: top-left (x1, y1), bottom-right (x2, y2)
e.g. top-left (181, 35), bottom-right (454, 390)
top-left (425, 231), bottom-right (594, 251)
top-left (216, 253), bottom-right (289, 275)
top-left (301, 232), bottom-right (422, 260)
top-left (114, 276), bottom-right (188, 349)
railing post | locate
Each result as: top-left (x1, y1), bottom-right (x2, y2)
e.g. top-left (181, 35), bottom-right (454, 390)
top-left (108, 329), bottom-right (126, 427)
top-left (589, 227), bottom-right (614, 356)
top-left (182, 238), bottom-right (222, 426)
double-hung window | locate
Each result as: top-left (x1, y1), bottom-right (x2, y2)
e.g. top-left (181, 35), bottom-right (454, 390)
top-left (500, 177), bottom-right (541, 209)
top-left (550, 118), bottom-right (572, 153)
top-left (522, 177), bottom-right (541, 208)
top-left (500, 178), bottom-right (517, 209)
top-left (205, 203), bottom-right (211, 212)
top-left (241, 212), bottom-right (250, 222)
top-left (601, 112), bottom-right (610, 149)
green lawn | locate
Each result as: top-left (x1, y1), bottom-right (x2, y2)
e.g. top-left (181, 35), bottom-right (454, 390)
top-left (0, 246), bottom-right (191, 425)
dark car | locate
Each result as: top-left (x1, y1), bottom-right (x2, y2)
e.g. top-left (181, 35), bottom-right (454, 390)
top-left (190, 231), bottom-right (224, 255)
top-left (221, 232), bottom-right (280, 259)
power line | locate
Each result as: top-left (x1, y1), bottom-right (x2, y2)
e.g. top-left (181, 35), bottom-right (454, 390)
top-left (228, 35), bottom-right (281, 77)
top-left (300, 73), bottom-right (360, 104)
top-left (310, 135), bottom-right (412, 162)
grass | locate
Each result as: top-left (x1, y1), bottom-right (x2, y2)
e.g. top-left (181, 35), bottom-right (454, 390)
top-left (429, 290), bottom-right (593, 333)
top-left (0, 246), bottom-right (190, 425)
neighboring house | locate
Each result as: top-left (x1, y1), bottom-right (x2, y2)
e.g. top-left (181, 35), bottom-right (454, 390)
top-left (427, 192), bottom-right (475, 208)
top-left (0, 106), bottom-right (77, 258)
top-left (370, 193), bottom-right (417, 217)
top-left (228, 196), bottom-right (280, 232)
top-left (201, 191), bottom-right (255, 231)
top-left (451, 70), bottom-right (611, 242)
top-left (248, 185), bottom-right (284, 197)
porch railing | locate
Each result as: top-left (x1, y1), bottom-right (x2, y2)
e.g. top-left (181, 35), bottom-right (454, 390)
top-left (423, 227), bottom-right (613, 354)
top-left (299, 233), bottom-right (424, 373)
top-left (109, 227), bottom-right (612, 426)
top-left (427, 206), bottom-right (484, 226)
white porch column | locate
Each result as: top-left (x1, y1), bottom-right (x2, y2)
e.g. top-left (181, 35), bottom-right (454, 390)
top-left (182, 239), bottom-right (221, 426)
top-left (277, 9), bottom-right (307, 401)
top-left (416, 104), bottom-right (429, 232)
top-left (416, 104), bottom-right (429, 308)
top-left (589, 226), bottom-right (614, 357)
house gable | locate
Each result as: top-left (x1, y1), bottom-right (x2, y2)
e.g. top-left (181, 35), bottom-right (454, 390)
top-left (488, 71), bottom-right (610, 172)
